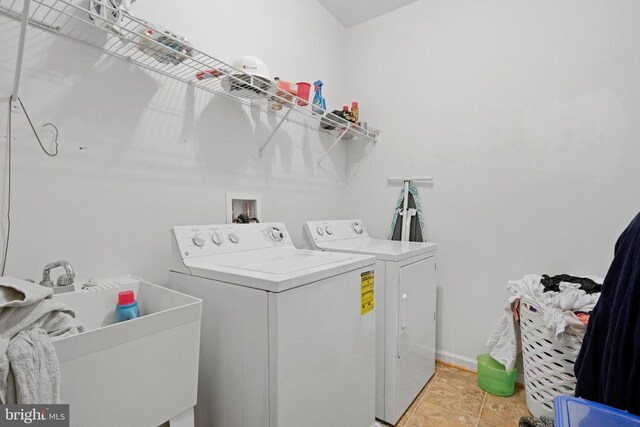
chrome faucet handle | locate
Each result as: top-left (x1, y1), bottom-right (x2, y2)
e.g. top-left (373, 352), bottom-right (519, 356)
top-left (40, 278), bottom-right (54, 287)
top-left (40, 260), bottom-right (75, 288)
top-left (40, 268), bottom-right (54, 287)
top-left (56, 273), bottom-right (75, 287)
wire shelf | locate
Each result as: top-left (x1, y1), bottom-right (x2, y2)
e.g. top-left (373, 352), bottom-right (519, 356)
top-left (0, 0), bottom-right (380, 148)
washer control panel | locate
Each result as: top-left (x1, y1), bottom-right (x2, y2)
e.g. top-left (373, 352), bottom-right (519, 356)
top-left (211, 232), bottom-right (223, 246)
top-left (192, 236), bottom-right (206, 247)
top-left (173, 222), bottom-right (292, 258)
top-left (304, 219), bottom-right (369, 244)
top-left (268, 226), bottom-right (285, 242)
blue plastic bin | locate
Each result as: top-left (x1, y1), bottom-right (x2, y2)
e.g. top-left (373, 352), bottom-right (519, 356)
top-left (554, 396), bottom-right (640, 427)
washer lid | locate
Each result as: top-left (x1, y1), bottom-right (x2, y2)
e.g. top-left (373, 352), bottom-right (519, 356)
top-left (180, 246), bottom-right (375, 292)
top-left (315, 238), bottom-right (437, 262)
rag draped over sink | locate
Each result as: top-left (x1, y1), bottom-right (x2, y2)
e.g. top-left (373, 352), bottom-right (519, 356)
top-left (0, 278), bottom-right (85, 404)
top-left (575, 212), bottom-right (640, 414)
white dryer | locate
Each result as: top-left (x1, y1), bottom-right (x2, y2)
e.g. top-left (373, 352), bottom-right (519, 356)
top-left (169, 222), bottom-right (377, 427)
top-left (304, 219), bottom-right (438, 425)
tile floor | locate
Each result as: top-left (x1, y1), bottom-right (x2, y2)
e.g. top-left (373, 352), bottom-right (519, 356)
top-left (383, 362), bottom-right (531, 427)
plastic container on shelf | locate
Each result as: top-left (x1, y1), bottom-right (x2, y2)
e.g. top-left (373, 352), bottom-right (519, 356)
top-left (476, 353), bottom-right (517, 396)
top-left (137, 24), bottom-right (193, 65)
top-left (296, 82), bottom-right (311, 106)
top-left (554, 396), bottom-right (640, 427)
top-left (351, 101), bottom-right (359, 124)
top-left (269, 79), bottom-right (312, 109)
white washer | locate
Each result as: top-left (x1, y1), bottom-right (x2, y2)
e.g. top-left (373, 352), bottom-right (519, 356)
top-left (169, 223), bottom-right (377, 427)
top-left (304, 219), bottom-right (438, 425)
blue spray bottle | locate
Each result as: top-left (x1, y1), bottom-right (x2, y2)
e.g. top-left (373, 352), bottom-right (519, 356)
top-left (312, 80), bottom-right (326, 115)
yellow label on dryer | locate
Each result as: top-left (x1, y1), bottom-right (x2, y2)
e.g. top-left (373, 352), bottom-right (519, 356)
top-left (361, 271), bottom-right (375, 315)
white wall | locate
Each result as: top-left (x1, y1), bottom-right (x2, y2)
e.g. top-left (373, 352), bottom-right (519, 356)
top-left (345, 0), bottom-right (640, 367)
top-left (0, 0), bottom-right (352, 284)
top-left (4, 0), bottom-right (640, 369)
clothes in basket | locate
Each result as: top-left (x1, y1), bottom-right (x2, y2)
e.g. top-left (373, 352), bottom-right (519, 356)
top-left (486, 274), bottom-right (602, 371)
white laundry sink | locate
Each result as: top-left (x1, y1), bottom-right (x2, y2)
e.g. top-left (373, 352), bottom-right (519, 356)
top-left (52, 275), bottom-right (202, 427)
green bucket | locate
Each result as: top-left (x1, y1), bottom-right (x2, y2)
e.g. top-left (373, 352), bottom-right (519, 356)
top-left (477, 353), bottom-right (517, 397)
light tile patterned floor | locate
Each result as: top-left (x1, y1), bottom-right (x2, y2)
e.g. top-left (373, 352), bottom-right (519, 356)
top-left (384, 362), bottom-right (531, 427)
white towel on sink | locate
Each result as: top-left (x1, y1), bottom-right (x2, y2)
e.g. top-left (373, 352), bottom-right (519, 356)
top-left (4, 329), bottom-right (61, 404)
top-left (0, 277), bottom-right (85, 404)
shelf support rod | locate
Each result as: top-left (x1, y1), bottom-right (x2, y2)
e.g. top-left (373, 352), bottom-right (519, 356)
top-left (317, 124), bottom-right (351, 167)
top-left (259, 107), bottom-right (292, 158)
top-left (346, 138), bottom-right (377, 183)
top-left (11, 0), bottom-right (32, 112)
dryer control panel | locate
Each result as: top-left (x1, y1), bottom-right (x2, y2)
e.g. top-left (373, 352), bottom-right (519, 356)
top-left (173, 223), bottom-right (292, 258)
top-left (304, 219), bottom-right (369, 244)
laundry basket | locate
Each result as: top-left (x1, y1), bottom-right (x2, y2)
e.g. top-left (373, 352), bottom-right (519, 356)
top-left (519, 299), bottom-right (585, 418)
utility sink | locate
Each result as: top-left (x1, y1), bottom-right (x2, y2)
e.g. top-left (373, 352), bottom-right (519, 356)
top-left (52, 275), bottom-right (202, 427)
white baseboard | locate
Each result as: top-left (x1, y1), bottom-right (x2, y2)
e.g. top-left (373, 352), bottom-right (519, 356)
top-left (435, 350), bottom-right (477, 371)
top-left (436, 350), bottom-right (526, 384)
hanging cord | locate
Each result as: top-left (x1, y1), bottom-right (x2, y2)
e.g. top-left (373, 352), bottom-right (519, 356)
top-left (16, 96), bottom-right (59, 156)
top-left (2, 99), bottom-right (13, 276)
top-left (1, 95), bottom-right (59, 276)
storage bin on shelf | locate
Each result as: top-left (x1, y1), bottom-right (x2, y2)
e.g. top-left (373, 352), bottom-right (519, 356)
top-left (520, 299), bottom-right (585, 418)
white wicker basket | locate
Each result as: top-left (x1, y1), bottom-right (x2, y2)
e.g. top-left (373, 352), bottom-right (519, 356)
top-left (519, 299), bottom-right (585, 418)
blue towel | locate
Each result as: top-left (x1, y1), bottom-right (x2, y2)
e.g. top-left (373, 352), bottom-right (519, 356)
top-left (574, 212), bottom-right (640, 414)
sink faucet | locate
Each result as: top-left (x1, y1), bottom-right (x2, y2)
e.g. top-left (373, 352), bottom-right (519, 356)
top-left (40, 260), bottom-right (75, 288)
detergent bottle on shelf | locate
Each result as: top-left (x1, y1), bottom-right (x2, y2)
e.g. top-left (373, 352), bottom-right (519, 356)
top-left (340, 105), bottom-right (356, 125)
top-left (312, 80), bottom-right (326, 115)
top-left (270, 77), bottom-right (284, 110)
top-left (116, 290), bottom-right (140, 322)
top-left (340, 105), bottom-right (349, 121)
top-left (351, 102), bottom-right (359, 125)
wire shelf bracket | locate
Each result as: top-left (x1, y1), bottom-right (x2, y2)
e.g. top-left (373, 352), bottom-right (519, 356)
top-left (258, 107), bottom-right (291, 158)
top-left (317, 124), bottom-right (352, 167)
top-left (346, 137), bottom-right (377, 183)
top-left (0, 0), bottom-right (381, 162)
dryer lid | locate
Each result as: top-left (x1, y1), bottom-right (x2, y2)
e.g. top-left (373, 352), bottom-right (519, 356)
top-left (315, 238), bottom-right (437, 262)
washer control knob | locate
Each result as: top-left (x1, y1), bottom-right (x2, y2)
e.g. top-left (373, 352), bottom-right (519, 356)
top-left (211, 232), bottom-right (223, 246)
top-left (269, 227), bottom-right (285, 242)
top-left (352, 222), bottom-right (363, 234)
top-left (192, 236), bottom-right (206, 247)
top-left (325, 226), bottom-right (333, 235)
top-left (228, 232), bottom-right (240, 244)
top-left (316, 226), bottom-right (325, 236)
